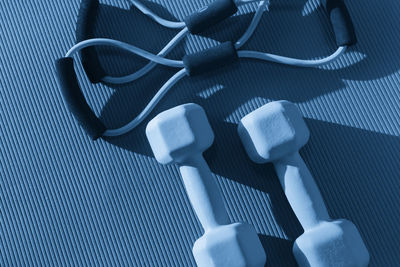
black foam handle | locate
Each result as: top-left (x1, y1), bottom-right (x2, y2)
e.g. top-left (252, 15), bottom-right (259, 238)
top-left (322, 0), bottom-right (357, 46)
top-left (183, 41), bottom-right (238, 76)
top-left (55, 57), bottom-right (106, 140)
top-left (184, 0), bottom-right (238, 34)
top-left (76, 0), bottom-right (106, 83)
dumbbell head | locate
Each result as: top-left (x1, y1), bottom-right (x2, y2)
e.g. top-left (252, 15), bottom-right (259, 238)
top-left (238, 100), bottom-right (310, 163)
top-left (294, 220), bottom-right (370, 266)
top-left (193, 223), bottom-right (266, 267)
top-left (146, 103), bottom-right (214, 164)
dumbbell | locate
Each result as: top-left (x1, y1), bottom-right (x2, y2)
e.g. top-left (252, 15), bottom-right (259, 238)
top-left (237, 100), bottom-right (369, 267)
top-left (146, 103), bottom-right (266, 267)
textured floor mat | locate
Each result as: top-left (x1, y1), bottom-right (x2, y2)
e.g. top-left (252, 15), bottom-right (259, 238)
top-left (1, 0), bottom-right (400, 266)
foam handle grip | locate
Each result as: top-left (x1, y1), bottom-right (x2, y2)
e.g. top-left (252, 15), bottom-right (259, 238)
top-left (183, 41), bottom-right (238, 76)
top-left (322, 0), bottom-right (357, 46)
top-left (55, 57), bottom-right (106, 140)
top-left (184, 0), bottom-right (238, 34)
top-left (274, 152), bottom-right (331, 231)
top-left (76, 0), bottom-right (106, 83)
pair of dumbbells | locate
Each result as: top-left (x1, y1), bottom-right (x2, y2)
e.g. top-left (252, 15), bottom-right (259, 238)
top-left (146, 101), bottom-right (369, 267)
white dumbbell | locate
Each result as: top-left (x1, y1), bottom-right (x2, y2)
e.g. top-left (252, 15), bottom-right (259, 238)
top-left (238, 100), bottom-right (369, 267)
top-left (146, 103), bottom-right (266, 267)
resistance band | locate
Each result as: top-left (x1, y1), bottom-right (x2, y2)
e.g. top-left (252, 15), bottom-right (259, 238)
top-left (56, 0), bottom-right (356, 140)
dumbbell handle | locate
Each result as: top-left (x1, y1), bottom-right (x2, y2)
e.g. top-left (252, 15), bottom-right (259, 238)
top-left (274, 152), bottom-right (331, 231)
top-left (179, 154), bottom-right (230, 231)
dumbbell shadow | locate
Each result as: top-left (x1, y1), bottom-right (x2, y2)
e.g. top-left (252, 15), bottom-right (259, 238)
top-left (204, 115), bottom-right (400, 266)
top-left (101, 83), bottom-right (400, 266)
top-left (257, 235), bottom-right (298, 267)
top-left (302, 119), bottom-right (400, 266)
top-left (100, 91), bottom-right (400, 266)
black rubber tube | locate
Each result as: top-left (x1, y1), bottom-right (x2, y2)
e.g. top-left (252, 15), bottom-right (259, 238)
top-left (55, 57), bottom-right (106, 140)
top-left (183, 41), bottom-right (238, 76)
top-left (322, 0), bottom-right (357, 46)
top-left (184, 0), bottom-right (238, 34)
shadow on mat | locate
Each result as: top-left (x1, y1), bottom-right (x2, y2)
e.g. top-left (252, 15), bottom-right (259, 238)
top-left (258, 234), bottom-right (297, 267)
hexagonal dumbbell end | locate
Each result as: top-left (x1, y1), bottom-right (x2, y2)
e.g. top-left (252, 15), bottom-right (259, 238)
top-left (238, 100), bottom-right (369, 267)
top-left (194, 223), bottom-right (266, 267)
top-left (146, 103), bottom-right (214, 165)
top-left (294, 220), bottom-right (369, 267)
top-left (238, 100), bottom-right (309, 164)
top-left (147, 103), bottom-right (266, 267)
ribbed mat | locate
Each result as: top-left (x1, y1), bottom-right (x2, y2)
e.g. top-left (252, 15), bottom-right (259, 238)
top-left (1, 0), bottom-right (400, 266)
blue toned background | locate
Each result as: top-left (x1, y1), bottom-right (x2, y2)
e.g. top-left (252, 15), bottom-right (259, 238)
top-left (1, 0), bottom-right (400, 266)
